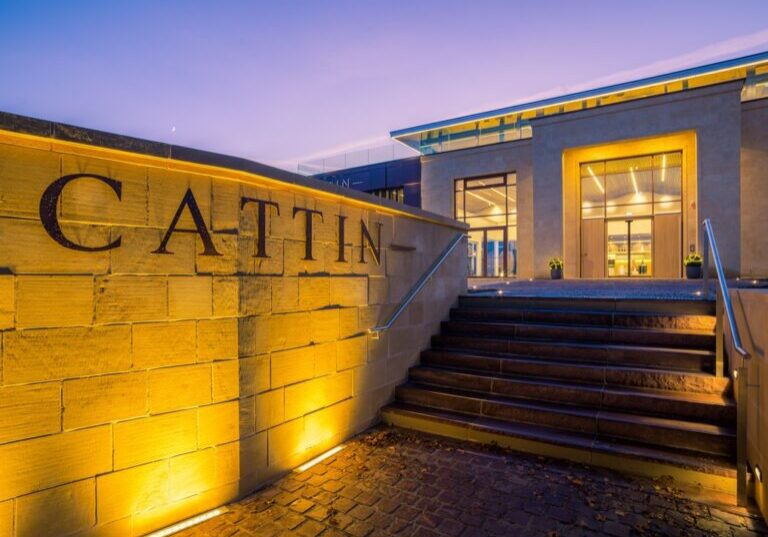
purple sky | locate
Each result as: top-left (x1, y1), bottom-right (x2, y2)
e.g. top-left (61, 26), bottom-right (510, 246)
top-left (2, 1), bottom-right (768, 171)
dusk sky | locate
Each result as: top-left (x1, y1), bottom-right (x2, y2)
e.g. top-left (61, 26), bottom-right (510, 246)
top-left (2, 1), bottom-right (768, 171)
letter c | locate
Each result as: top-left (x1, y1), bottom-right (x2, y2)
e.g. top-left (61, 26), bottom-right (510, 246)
top-left (39, 174), bottom-right (122, 252)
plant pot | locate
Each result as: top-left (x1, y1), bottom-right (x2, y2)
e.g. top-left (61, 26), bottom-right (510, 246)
top-left (685, 264), bottom-right (702, 279)
top-left (550, 267), bottom-right (563, 280)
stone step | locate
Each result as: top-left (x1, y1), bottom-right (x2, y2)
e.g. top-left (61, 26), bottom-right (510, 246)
top-left (459, 295), bottom-right (716, 315)
top-left (420, 349), bottom-right (732, 395)
top-left (431, 334), bottom-right (715, 373)
top-left (408, 366), bottom-right (735, 425)
top-left (441, 319), bottom-right (715, 350)
top-left (381, 404), bottom-right (737, 493)
top-left (451, 306), bottom-right (716, 332)
top-left (395, 383), bottom-right (736, 457)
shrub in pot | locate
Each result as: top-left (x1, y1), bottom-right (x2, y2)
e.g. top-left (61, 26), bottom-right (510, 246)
top-left (684, 253), bottom-right (703, 279)
top-left (548, 257), bottom-right (563, 280)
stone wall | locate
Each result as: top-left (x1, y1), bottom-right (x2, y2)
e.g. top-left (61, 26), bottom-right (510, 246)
top-left (741, 99), bottom-right (768, 278)
top-left (729, 289), bottom-right (768, 520)
top-left (0, 127), bottom-right (467, 536)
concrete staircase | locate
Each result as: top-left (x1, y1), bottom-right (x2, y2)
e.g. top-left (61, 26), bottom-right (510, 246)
top-left (382, 294), bottom-right (738, 492)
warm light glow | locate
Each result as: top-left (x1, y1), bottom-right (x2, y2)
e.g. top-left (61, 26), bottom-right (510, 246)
top-left (756, 465), bottom-right (763, 482)
top-left (296, 445), bottom-right (345, 472)
top-left (146, 508), bottom-right (228, 537)
top-left (661, 154), bottom-right (667, 182)
top-left (629, 166), bottom-right (639, 195)
top-left (497, 289), bottom-right (503, 296)
top-left (587, 166), bottom-right (604, 194)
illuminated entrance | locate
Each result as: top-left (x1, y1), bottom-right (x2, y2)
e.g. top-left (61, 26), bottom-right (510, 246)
top-left (580, 152), bottom-right (683, 278)
top-left (455, 173), bottom-right (517, 277)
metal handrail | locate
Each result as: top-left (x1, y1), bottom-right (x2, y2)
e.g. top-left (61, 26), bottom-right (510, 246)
top-left (369, 232), bottom-right (465, 339)
top-left (702, 218), bottom-right (750, 360)
top-left (701, 218), bottom-right (751, 507)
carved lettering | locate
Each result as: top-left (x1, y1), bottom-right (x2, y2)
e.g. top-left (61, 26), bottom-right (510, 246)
top-left (293, 207), bottom-right (324, 261)
top-left (153, 188), bottom-right (220, 256)
top-left (39, 174), bottom-right (122, 252)
top-left (240, 197), bottom-right (280, 258)
top-left (360, 220), bottom-right (383, 265)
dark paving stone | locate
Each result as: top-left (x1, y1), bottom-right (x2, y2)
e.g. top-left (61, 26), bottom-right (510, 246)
top-left (174, 426), bottom-right (766, 537)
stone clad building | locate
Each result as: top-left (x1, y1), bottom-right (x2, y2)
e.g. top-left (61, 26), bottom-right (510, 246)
top-left (390, 51), bottom-right (768, 280)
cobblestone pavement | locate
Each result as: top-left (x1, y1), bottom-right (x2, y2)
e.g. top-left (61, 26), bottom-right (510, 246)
top-left (178, 427), bottom-right (767, 537)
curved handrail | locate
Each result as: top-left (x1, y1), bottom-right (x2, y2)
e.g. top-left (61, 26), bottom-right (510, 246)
top-left (369, 232), bottom-right (465, 338)
top-left (702, 218), bottom-right (750, 359)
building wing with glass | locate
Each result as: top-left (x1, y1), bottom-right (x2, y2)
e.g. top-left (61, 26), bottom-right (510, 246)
top-left (390, 50), bottom-right (768, 279)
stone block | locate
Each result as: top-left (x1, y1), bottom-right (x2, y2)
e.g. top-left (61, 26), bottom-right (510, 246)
top-left (196, 233), bottom-right (238, 274)
top-left (239, 354), bottom-right (270, 396)
top-left (284, 371), bottom-right (353, 421)
top-left (330, 276), bottom-right (368, 307)
top-left (149, 364), bottom-right (211, 413)
top-left (0, 274), bottom-right (13, 329)
top-left (0, 218), bottom-right (110, 274)
top-left (313, 341), bottom-right (337, 376)
top-left (198, 318), bottom-right (238, 360)
top-left (113, 410), bottom-right (197, 469)
top-left (239, 276), bottom-right (271, 316)
top-left (337, 335), bottom-right (367, 371)
top-left (271, 277), bottom-right (298, 313)
top-left (198, 401), bottom-right (239, 448)
top-left (305, 398), bottom-right (353, 449)
top-left (59, 153), bottom-right (148, 226)
top-left (359, 305), bottom-right (383, 332)
top-left (271, 346), bottom-right (315, 388)
top-left (16, 275), bottom-right (93, 328)
top-left (368, 276), bottom-right (389, 306)
top-left (269, 312), bottom-right (311, 351)
top-left (211, 180), bottom-right (241, 231)
top-left (169, 448), bottom-right (215, 501)
top-left (353, 358), bottom-right (388, 396)
top-left (110, 226), bottom-right (195, 275)
top-left (16, 478), bottom-right (95, 537)
top-left (255, 389), bottom-right (284, 432)
top-left (267, 418), bottom-right (305, 466)
top-left (252, 238), bottom-right (284, 275)
top-left (310, 308), bottom-right (339, 343)
top-left (240, 431), bottom-right (268, 484)
top-left (3, 325), bottom-right (131, 384)
top-left (239, 396), bottom-right (256, 437)
top-left (0, 425), bottom-right (111, 501)
top-left (212, 359), bottom-right (239, 402)
top-left (298, 276), bottom-right (330, 310)
top-left (0, 382), bottom-right (60, 444)
top-left (168, 275), bottom-right (212, 319)
top-left (0, 144), bottom-right (60, 219)
top-left (94, 276), bottom-right (167, 323)
top-left (283, 239), bottom-right (325, 275)
top-left (338, 307), bottom-right (359, 338)
top-left (212, 276), bottom-right (238, 317)
top-left (132, 321), bottom-right (197, 368)
top-left (0, 500), bottom-right (11, 537)
top-left (96, 460), bottom-right (169, 524)
top-left (238, 316), bottom-right (270, 357)
top-left (148, 169), bottom-right (211, 229)
top-left (64, 372), bottom-right (147, 429)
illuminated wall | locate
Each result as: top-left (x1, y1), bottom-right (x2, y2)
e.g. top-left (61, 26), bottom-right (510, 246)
top-left (0, 126), bottom-right (467, 536)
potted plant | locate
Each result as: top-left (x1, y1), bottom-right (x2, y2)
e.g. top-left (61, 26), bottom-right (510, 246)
top-left (548, 257), bottom-right (563, 280)
top-left (684, 253), bottom-right (703, 279)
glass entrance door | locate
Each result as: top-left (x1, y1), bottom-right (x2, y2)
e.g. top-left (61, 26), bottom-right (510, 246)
top-left (467, 227), bottom-right (508, 277)
top-left (606, 218), bottom-right (653, 277)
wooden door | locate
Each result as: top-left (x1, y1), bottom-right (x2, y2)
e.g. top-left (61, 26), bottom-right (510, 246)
top-left (581, 219), bottom-right (605, 278)
top-left (654, 214), bottom-right (681, 278)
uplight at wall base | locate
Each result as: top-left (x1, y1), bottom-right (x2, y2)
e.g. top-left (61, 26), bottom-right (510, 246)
top-left (145, 507), bottom-right (228, 537)
top-left (296, 445), bottom-right (346, 472)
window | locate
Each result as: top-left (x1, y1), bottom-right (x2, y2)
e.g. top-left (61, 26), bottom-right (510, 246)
top-left (455, 173), bottom-right (517, 278)
top-left (368, 187), bottom-right (404, 203)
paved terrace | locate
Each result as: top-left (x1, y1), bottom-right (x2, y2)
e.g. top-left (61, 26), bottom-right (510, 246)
top-left (178, 427), bottom-right (766, 537)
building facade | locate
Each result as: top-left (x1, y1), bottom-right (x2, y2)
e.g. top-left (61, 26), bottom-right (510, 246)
top-left (392, 51), bottom-right (768, 280)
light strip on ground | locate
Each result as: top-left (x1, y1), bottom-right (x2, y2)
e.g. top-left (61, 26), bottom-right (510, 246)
top-left (145, 507), bottom-right (228, 537)
top-left (296, 445), bottom-right (345, 472)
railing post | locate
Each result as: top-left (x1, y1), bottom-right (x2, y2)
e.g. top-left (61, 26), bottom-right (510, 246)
top-left (715, 287), bottom-right (724, 377)
top-left (703, 230), bottom-right (710, 297)
top-left (736, 365), bottom-right (749, 506)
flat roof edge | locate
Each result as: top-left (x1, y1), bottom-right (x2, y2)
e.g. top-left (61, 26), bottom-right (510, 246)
top-left (391, 50), bottom-right (768, 138)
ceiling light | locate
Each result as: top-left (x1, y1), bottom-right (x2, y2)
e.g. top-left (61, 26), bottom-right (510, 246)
top-left (629, 166), bottom-right (639, 195)
top-left (661, 154), bottom-right (667, 183)
top-left (587, 166), bottom-right (604, 194)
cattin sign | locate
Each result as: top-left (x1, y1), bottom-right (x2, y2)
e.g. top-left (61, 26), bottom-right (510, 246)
top-left (38, 174), bottom-right (384, 264)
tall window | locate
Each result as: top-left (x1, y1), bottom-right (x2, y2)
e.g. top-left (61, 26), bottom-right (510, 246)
top-left (454, 173), bottom-right (517, 278)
